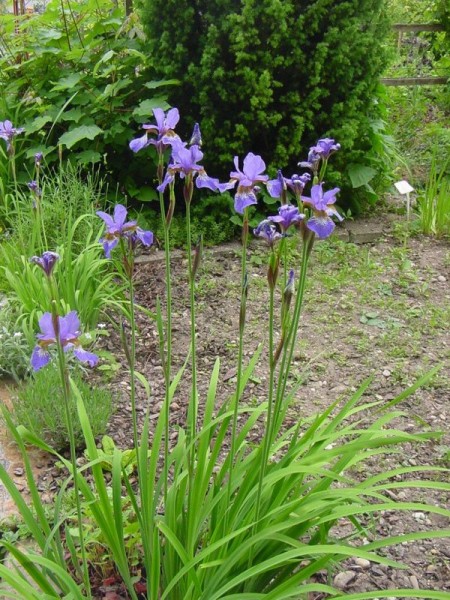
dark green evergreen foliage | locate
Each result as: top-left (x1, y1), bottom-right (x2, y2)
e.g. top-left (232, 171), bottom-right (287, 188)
top-left (140, 0), bottom-right (391, 210)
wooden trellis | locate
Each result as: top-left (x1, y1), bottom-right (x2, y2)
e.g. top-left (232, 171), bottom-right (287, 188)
top-left (380, 23), bottom-right (449, 86)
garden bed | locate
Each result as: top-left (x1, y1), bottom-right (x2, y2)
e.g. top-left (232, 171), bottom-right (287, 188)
top-left (1, 219), bottom-right (449, 597)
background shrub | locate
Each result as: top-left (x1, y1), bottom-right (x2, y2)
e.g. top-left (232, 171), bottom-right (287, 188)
top-left (0, 0), bottom-right (173, 199)
top-left (10, 364), bottom-right (113, 450)
top-left (140, 0), bottom-right (392, 212)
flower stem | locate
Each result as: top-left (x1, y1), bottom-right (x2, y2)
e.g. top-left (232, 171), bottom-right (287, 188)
top-left (51, 303), bottom-right (91, 598)
top-left (225, 209), bottom-right (249, 526)
top-left (271, 234), bottom-right (313, 441)
top-left (159, 188), bottom-right (172, 504)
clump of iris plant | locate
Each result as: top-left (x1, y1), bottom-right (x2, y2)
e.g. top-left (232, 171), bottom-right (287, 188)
top-left (31, 311), bottom-right (98, 371)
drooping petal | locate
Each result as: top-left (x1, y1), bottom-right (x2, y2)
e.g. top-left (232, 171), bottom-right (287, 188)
top-left (31, 346), bottom-right (51, 371)
top-left (234, 188), bottom-right (258, 214)
top-left (129, 133), bottom-right (150, 153)
top-left (267, 177), bottom-right (283, 198)
top-left (102, 238), bottom-right (119, 258)
top-left (135, 228), bottom-right (154, 247)
top-left (157, 172), bottom-right (175, 193)
top-left (73, 347), bottom-right (99, 367)
top-left (306, 215), bottom-right (335, 239)
top-left (195, 172), bottom-right (221, 191)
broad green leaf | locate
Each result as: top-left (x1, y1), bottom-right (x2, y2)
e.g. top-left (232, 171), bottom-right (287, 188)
top-left (133, 97), bottom-right (170, 117)
top-left (75, 149), bottom-right (102, 164)
top-left (93, 49), bottom-right (116, 75)
top-left (51, 73), bottom-right (83, 91)
top-left (347, 163), bottom-right (377, 188)
top-left (25, 115), bottom-right (52, 134)
top-left (58, 125), bottom-right (103, 149)
top-left (60, 108), bottom-right (84, 123)
top-left (144, 78), bottom-right (180, 89)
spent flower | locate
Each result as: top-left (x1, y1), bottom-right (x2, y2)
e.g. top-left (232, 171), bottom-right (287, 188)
top-left (253, 220), bottom-right (282, 247)
top-left (31, 311), bottom-right (98, 371)
top-left (34, 152), bottom-right (43, 167)
top-left (28, 180), bottom-right (42, 197)
top-left (96, 204), bottom-right (153, 258)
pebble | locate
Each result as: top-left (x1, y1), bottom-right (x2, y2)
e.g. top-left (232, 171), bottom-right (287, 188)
top-left (382, 369), bottom-right (391, 377)
top-left (13, 467), bottom-right (24, 476)
top-left (410, 574), bottom-right (420, 589)
top-left (333, 570), bottom-right (356, 589)
top-left (437, 275), bottom-right (447, 283)
top-left (354, 557), bottom-right (371, 569)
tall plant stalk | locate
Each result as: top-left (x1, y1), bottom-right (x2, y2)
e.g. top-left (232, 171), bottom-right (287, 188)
top-left (225, 209), bottom-right (249, 527)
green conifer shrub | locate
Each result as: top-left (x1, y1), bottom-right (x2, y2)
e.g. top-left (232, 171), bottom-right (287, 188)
top-left (139, 0), bottom-right (392, 211)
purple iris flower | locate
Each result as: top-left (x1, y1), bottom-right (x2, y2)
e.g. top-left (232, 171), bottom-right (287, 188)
top-left (129, 108), bottom-right (181, 154)
top-left (302, 183), bottom-right (342, 239)
top-left (31, 311), bottom-right (98, 371)
top-left (299, 138), bottom-right (340, 172)
top-left (267, 171), bottom-right (311, 201)
top-left (30, 251), bottom-right (59, 277)
top-left (96, 204), bottom-right (154, 258)
top-left (0, 120), bottom-right (25, 153)
top-left (223, 153), bottom-right (269, 214)
top-left (157, 144), bottom-right (223, 193)
top-left (253, 220), bottom-right (282, 247)
top-left (312, 138), bottom-right (341, 160)
top-left (28, 180), bottom-right (42, 197)
top-left (268, 204), bottom-right (304, 231)
top-left (34, 152), bottom-right (43, 166)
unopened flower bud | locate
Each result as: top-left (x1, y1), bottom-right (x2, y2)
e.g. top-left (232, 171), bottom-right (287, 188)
top-left (189, 123), bottom-right (202, 147)
top-left (192, 235), bottom-right (203, 279)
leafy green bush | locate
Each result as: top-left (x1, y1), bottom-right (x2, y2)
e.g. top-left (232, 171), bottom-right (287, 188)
top-left (10, 364), bottom-right (113, 450)
top-left (0, 0), bottom-right (173, 198)
top-left (140, 0), bottom-right (391, 212)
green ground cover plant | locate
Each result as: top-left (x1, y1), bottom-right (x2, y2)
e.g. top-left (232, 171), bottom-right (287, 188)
top-left (0, 109), bottom-right (448, 599)
top-left (10, 364), bottom-right (113, 451)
